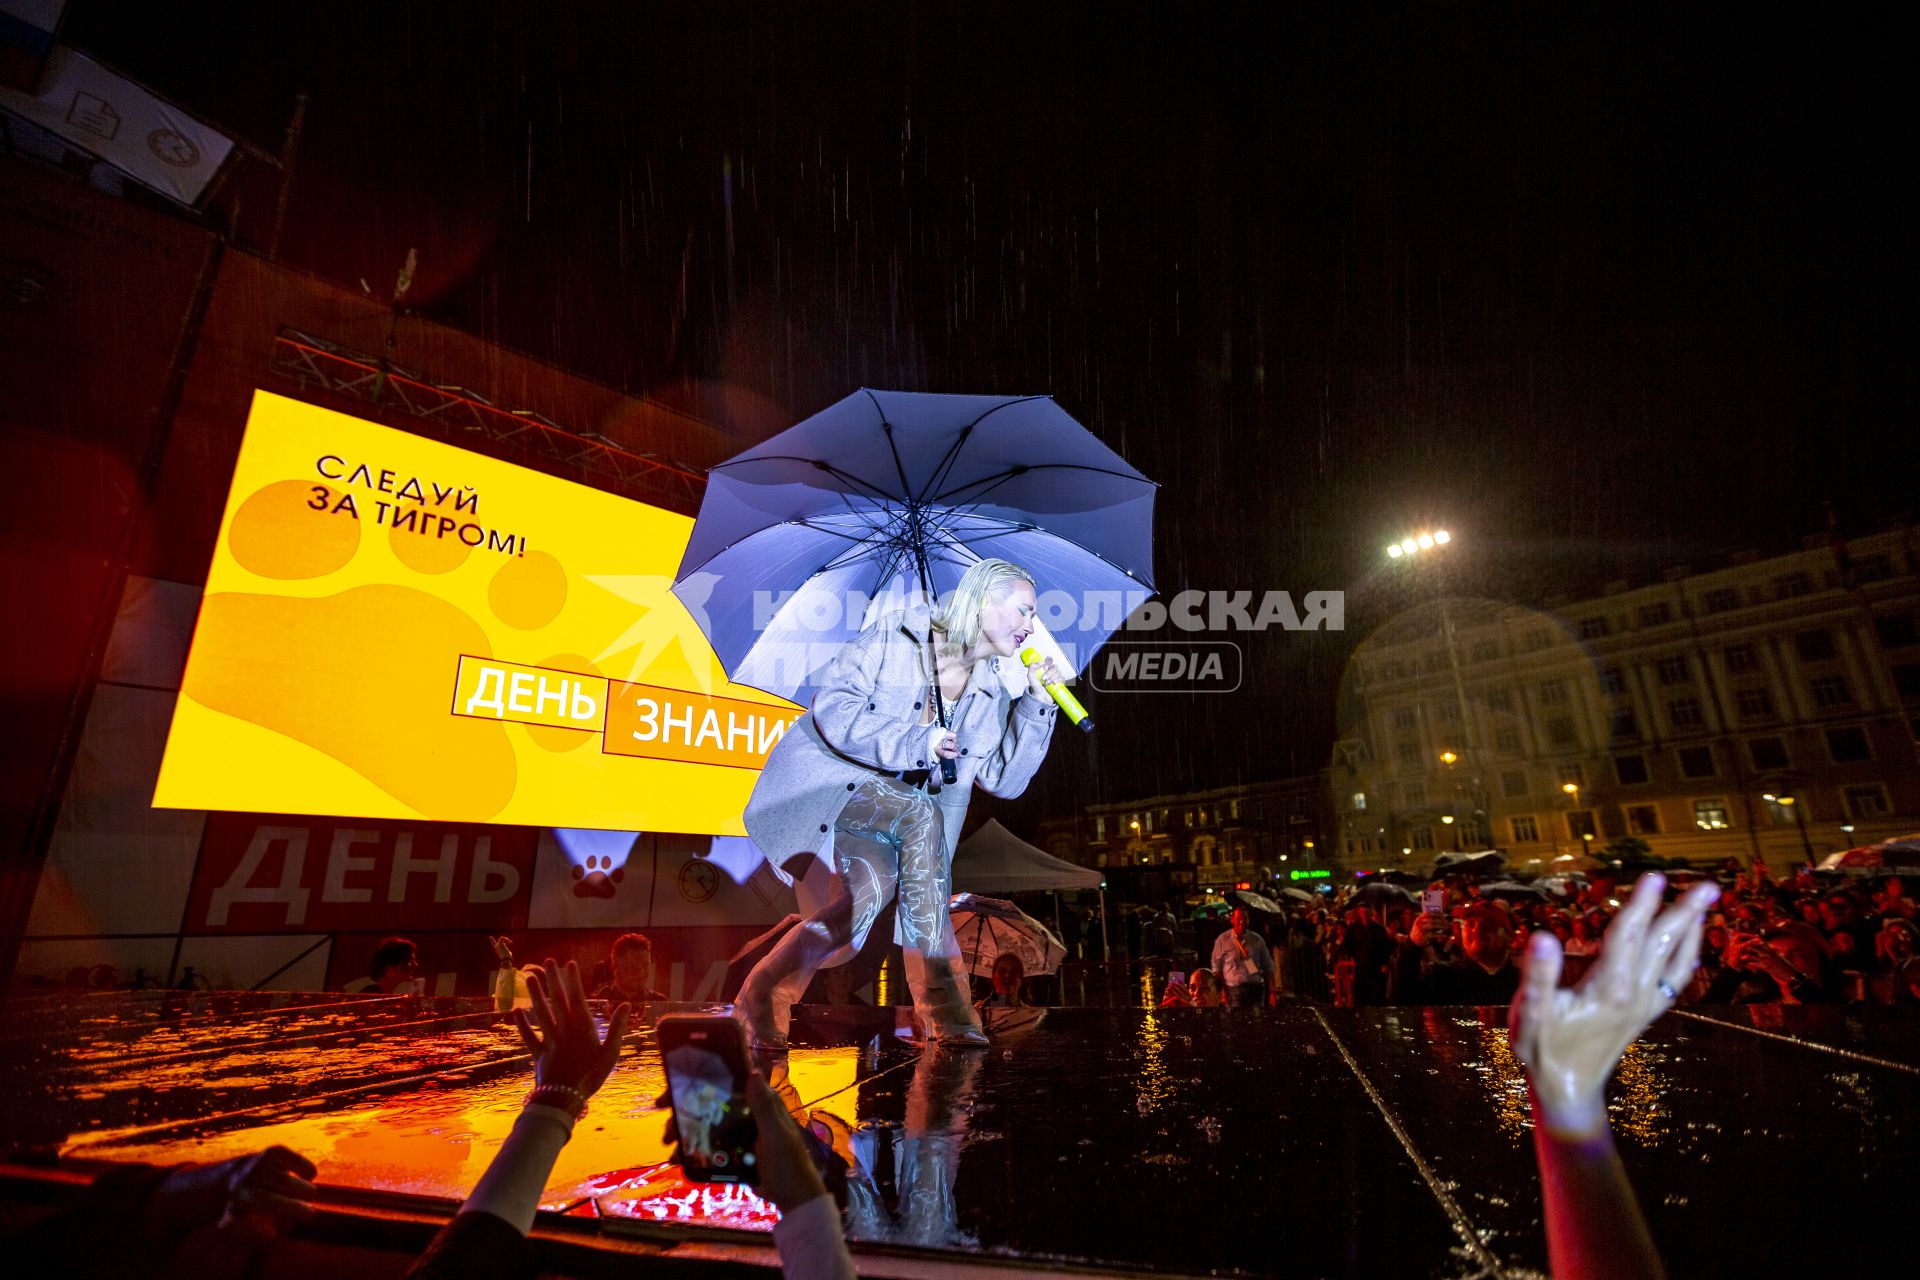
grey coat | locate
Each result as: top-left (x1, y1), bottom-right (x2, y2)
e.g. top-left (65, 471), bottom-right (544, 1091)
top-left (744, 605), bottom-right (1058, 868)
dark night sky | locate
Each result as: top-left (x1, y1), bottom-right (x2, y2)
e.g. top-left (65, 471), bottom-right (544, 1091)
top-left (66, 2), bottom-right (1918, 825)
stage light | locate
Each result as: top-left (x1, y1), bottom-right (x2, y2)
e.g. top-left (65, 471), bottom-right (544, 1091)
top-left (1387, 544), bottom-right (1404, 558)
top-left (1434, 530), bottom-right (1451, 544)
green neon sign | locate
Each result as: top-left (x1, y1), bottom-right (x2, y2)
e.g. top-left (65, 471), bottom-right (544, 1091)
top-left (1289, 868), bottom-right (1330, 881)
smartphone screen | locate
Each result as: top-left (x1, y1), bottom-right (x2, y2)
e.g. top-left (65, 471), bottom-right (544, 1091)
top-left (1422, 888), bottom-right (1446, 914)
top-left (657, 1014), bottom-right (758, 1184)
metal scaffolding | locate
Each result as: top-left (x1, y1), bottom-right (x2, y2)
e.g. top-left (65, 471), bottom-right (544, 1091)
top-left (269, 329), bottom-right (706, 507)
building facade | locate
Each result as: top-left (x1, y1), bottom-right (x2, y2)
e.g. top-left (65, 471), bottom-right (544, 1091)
top-left (1058, 772), bottom-right (1336, 892)
top-left (1333, 529), bottom-right (1920, 875)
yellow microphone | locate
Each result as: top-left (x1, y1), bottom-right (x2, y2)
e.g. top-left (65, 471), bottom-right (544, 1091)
top-left (1020, 646), bottom-right (1093, 733)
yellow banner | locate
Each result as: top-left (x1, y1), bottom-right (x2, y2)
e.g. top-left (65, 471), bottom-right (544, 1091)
top-left (155, 390), bottom-right (796, 833)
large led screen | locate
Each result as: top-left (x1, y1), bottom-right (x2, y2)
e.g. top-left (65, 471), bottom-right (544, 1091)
top-left (155, 390), bottom-right (796, 833)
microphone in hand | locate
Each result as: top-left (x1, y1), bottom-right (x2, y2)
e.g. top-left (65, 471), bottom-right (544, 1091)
top-left (1020, 646), bottom-right (1093, 733)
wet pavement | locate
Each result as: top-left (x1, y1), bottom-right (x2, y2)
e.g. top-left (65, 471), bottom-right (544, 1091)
top-left (4, 991), bottom-right (1916, 1276)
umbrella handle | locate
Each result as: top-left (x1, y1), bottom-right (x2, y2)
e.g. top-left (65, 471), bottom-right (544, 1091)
top-left (941, 758), bottom-right (957, 785)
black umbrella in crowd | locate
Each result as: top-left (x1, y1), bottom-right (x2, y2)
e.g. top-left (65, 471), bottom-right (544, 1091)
top-left (1353, 881), bottom-right (1419, 911)
top-left (1475, 881), bottom-right (1550, 903)
top-left (1230, 889), bottom-right (1287, 915)
top-left (1432, 851), bottom-right (1507, 878)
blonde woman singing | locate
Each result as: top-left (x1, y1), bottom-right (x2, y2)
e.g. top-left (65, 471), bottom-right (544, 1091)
top-left (738, 558), bottom-right (1064, 1048)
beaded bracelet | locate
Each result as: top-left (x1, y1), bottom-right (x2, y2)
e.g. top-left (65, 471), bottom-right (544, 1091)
top-left (525, 1084), bottom-right (589, 1120)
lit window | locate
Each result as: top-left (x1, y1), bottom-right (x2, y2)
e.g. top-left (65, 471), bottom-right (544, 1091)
top-left (1692, 798), bottom-right (1732, 830)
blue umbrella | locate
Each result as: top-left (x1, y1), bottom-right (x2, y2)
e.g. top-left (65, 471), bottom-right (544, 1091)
top-left (671, 390), bottom-right (1156, 712)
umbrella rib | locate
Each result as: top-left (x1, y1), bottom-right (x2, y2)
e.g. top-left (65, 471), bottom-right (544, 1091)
top-left (711, 453), bottom-right (898, 502)
top-left (792, 518), bottom-right (898, 549)
top-left (916, 395), bottom-right (1050, 502)
top-left (932, 461), bottom-right (1156, 506)
top-left (673, 515), bottom-right (885, 585)
top-left (927, 507), bottom-right (1154, 588)
top-left (832, 490), bottom-right (893, 537)
top-left (865, 389), bottom-right (917, 499)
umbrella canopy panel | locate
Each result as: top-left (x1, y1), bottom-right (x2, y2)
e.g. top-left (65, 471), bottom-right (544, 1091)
top-left (673, 390), bottom-right (1157, 703)
top-left (949, 893), bottom-right (1068, 977)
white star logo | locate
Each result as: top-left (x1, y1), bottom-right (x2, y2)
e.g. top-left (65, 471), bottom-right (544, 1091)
top-left (584, 571), bottom-right (724, 695)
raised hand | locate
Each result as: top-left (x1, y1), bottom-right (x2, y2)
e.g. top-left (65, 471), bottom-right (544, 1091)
top-left (512, 959), bottom-right (630, 1111)
top-left (1510, 873), bottom-right (1718, 1136)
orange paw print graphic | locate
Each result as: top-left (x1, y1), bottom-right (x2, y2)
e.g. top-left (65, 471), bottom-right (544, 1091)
top-left (184, 470), bottom-right (576, 821)
top-left (572, 854), bottom-right (625, 898)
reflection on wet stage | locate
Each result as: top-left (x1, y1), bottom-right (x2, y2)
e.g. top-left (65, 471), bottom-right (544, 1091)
top-left (4, 993), bottom-right (1916, 1275)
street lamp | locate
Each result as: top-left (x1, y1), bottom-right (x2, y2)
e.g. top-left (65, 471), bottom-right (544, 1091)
top-left (1385, 529), bottom-right (1453, 561)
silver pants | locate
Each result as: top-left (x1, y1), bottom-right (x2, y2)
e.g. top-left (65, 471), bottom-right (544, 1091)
top-left (742, 776), bottom-right (981, 1038)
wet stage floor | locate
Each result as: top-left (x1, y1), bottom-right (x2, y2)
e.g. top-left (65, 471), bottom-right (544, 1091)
top-left (4, 992), bottom-right (1917, 1277)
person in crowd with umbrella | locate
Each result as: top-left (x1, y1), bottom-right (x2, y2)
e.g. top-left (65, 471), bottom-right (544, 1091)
top-left (976, 952), bottom-right (1031, 1010)
top-left (735, 558), bottom-right (1065, 1050)
top-left (1210, 906), bottom-right (1276, 1008)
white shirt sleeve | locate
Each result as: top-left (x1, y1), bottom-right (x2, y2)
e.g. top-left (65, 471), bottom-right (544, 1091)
top-left (772, 1193), bottom-right (856, 1280)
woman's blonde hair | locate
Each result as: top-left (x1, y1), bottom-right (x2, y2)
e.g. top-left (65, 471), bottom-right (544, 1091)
top-left (931, 557), bottom-right (1034, 656)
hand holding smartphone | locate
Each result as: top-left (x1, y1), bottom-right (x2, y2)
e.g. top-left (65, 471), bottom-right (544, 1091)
top-left (658, 1013), bottom-right (759, 1184)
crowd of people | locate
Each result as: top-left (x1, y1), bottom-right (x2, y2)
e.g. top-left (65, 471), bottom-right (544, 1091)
top-left (1133, 863), bottom-right (1920, 1010)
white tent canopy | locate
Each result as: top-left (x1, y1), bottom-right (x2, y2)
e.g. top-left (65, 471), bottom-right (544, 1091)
top-left (953, 820), bottom-right (1103, 895)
